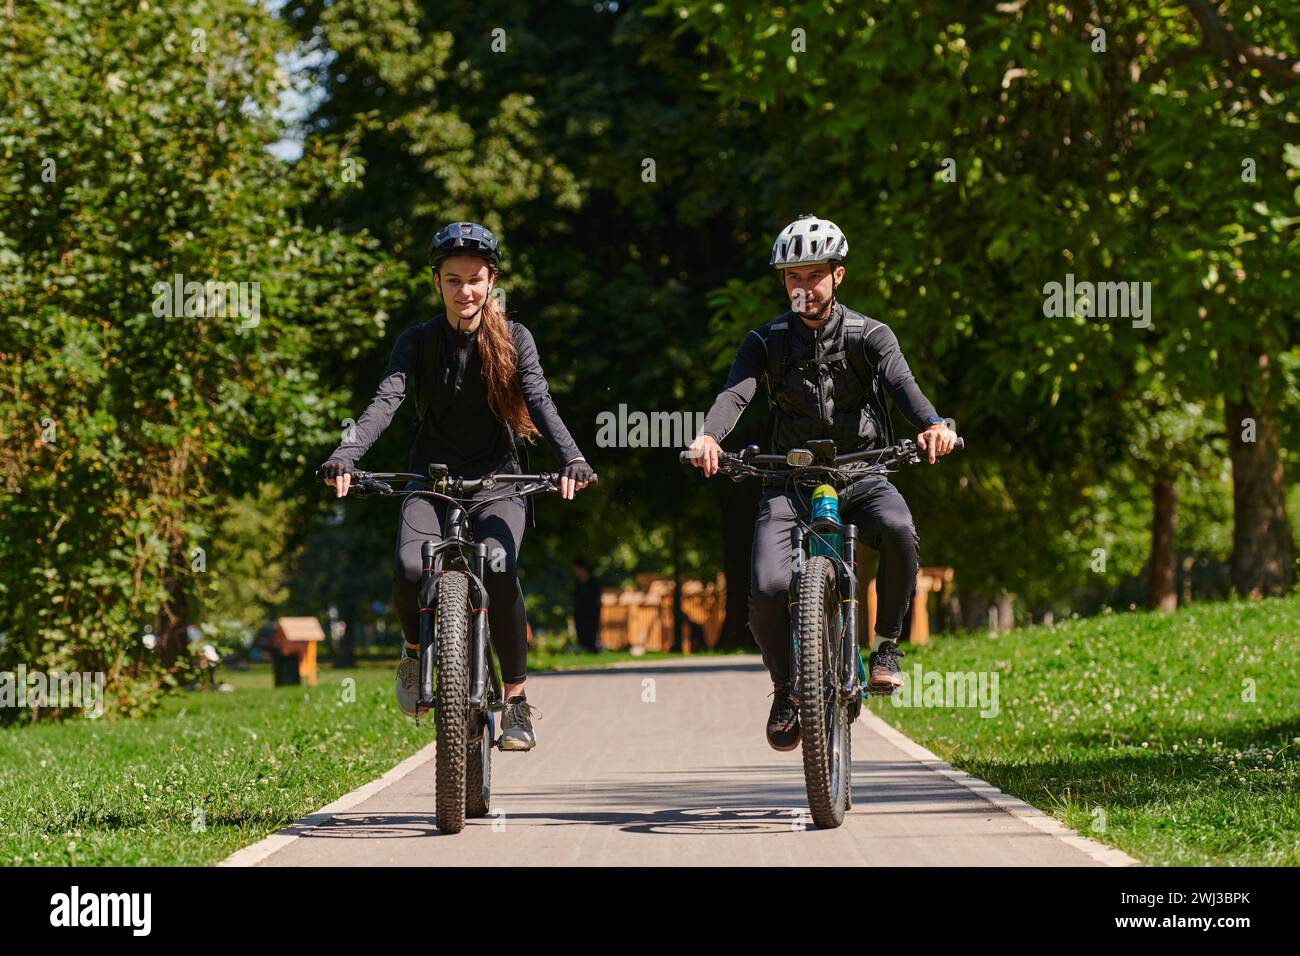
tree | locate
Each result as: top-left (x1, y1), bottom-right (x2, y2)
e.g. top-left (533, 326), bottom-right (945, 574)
top-left (642, 0), bottom-right (1299, 607)
top-left (0, 0), bottom-right (408, 718)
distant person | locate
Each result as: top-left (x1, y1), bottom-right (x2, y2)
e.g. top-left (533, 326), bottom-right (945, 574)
top-left (571, 559), bottom-right (602, 652)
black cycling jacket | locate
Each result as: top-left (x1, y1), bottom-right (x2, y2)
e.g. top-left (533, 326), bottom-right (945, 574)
top-left (699, 303), bottom-right (943, 452)
top-left (322, 315), bottom-right (584, 477)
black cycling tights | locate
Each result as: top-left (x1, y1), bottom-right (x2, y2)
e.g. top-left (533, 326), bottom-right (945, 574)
top-left (392, 487), bottom-right (529, 684)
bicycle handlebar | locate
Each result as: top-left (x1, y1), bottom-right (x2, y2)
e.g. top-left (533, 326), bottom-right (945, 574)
top-left (315, 467), bottom-right (599, 498)
top-left (678, 436), bottom-right (964, 469)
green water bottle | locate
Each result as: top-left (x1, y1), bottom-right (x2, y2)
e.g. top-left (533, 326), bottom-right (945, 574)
top-left (809, 484), bottom-right (843, 558)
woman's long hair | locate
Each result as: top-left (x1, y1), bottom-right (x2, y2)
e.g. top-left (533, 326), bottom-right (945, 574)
top-left (461, 265), bottom-right (540, 442)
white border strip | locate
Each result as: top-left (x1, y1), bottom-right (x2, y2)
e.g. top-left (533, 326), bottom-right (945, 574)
top-left (218, 740), bottom-right (439, 867)
top-left (861, 710), bottom-right (1141, 867)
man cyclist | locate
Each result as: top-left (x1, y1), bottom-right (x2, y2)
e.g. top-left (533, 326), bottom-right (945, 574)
top-left (685, 214), bottom-right (958, 751)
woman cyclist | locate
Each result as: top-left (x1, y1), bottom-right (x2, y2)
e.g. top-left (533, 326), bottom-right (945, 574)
top-left (319, 221), bottom-right (593, 751)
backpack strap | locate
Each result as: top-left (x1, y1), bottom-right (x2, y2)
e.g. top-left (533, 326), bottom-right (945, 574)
top-left (848, 312), bottom-right (896, 447)
top-left (762, 316), bottom-right (791, 399)
top-left (410, 318), bottom-right (443, 431)
top-left (767, 309), bottom-right (870, 384)
top-left (761, 317), bottom-right (791, 452)
top-left (762, 309), bottom-right (886, 451)
top-left (839, 312), bottom-right (871, 391)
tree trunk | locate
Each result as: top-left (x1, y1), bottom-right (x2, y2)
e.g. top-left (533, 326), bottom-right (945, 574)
top-left (961, 590), bottom-right (989, 631)
top-left (336, 596), bottom-right (357, 668)
top-left (156, 543), bottom-right (192, 668)
top-left (1147, 478), bottom-right (1178, 612)
top-left (1225, 390), bottom-right (1294, 597)
top-left (994, 592), bottom-right (1015, 632)
top-left (939, 593), bottom-right (963, 633)
top-left (1179, 553), bottom-right (1196, 606)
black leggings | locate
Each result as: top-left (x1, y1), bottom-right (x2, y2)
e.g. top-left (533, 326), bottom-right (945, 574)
top-left (392, 487), bottom-right (530, 684)
top-left (749, 476), bottom-right (919, 687)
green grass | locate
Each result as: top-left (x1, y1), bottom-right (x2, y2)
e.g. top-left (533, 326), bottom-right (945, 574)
top-left (0, 667), bottom-right (426, 865)
top-left (0, 646), bottom-right (717, 866)
top-left (866, 594), bottom-right (1300, 866)
top-left (6, 598), bottom-right (1295, 867)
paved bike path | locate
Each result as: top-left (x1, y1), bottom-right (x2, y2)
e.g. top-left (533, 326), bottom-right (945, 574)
top-left (222, 656), bottom-right (1138, 867)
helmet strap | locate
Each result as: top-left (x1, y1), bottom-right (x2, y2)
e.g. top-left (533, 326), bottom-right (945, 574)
top-left (819, 265), bottom-right (840, 321)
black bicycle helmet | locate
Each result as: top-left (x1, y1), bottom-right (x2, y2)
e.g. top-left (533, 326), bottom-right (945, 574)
top-left (428, 220), bottom-right (501, 270)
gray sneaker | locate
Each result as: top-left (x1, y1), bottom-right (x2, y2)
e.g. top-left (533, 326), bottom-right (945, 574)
top-left (395, 645), bottom-right (419, 717)
top-left (500, 695), bottom-right (539, 751)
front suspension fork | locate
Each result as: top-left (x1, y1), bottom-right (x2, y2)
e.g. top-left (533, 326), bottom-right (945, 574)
top-left (468, 542), bottom-right (490, 709)
top-left (417, 541), bottom-right (437, 719)
top-left (788, 527), bottom-right (805, 704)
top-left (840, 525), bottom-right (865, 705)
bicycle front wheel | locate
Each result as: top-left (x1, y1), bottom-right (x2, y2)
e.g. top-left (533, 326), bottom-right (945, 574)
top-left (433, 571), bottom-right (472, 833)
top-left (796, 555), bottom-right (851, 829)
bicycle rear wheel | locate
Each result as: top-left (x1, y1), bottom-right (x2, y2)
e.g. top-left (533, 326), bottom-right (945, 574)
top-left (796, 555), bottom-right (850, 829)
top-left (433, 571), bottom-right (471, 833)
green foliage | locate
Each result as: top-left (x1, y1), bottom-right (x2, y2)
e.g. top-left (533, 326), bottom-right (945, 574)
top-left (643, 0), bottom-right (1300, 606)
top-left (0, 0), bottom-right (409, 718)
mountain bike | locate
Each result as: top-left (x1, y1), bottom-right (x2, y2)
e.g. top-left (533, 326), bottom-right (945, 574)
top-left (680, 437), bottom-right (962, 829)
top-left (318, 463), bottom-right (597, 834)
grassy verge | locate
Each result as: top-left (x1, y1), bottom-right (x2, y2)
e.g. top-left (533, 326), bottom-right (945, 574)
top-left (866, 594), bottom-right (1300, 866)
top-left (0, 646), bottom-right (723, 865)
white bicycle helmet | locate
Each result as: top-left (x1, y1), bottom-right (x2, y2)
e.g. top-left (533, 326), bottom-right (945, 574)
top-left (770, 213), bottom-right (848, 268)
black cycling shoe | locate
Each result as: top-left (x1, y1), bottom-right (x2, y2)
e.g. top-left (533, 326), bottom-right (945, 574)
top-left (766, 684), bottom-right (800, 751)
top-left (868, 638), bottom-right (906, 696)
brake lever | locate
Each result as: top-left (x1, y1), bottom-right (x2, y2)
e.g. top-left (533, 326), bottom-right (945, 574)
top-left (716, 457), bottom-right (754, 481)
top-left (350, 476), bottom-right (392, 498)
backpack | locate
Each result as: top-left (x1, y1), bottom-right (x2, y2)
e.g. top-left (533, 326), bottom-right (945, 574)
top-left (406, 317), bottom-right (531, 476)
top-left (761, 309), bottom-right (892, 451)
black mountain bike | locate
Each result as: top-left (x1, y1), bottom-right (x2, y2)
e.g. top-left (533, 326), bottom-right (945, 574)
top-left (320, 463), bottom-right (597, 834)
top-left (681, 436), bottom-right (962, 829)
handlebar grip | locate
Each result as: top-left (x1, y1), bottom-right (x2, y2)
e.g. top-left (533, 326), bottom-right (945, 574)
top-left (679, 450), bottom-right (700, 464)
top-left (955, 436), bottom-right (965, 451)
